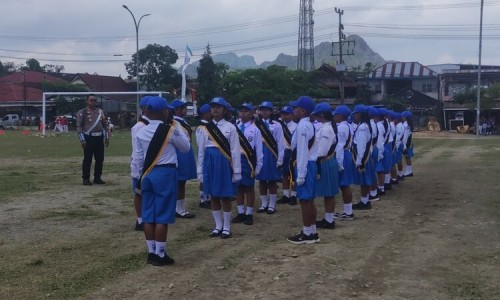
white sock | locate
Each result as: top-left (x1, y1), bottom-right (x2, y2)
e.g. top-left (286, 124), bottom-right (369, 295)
top-left (344, 203), bottom-right (353, 215)
top-left (212, 210), bottom-right (223, 230)
top-left (407, 165), bottom-right (413, 173)
top-left (260, 195), bottom-right (268, 208)
top-left (176, 200), bottom-right (183, 213)
top-left (369, 189), bottom-right (378, 197)
top-left (137, 217), bottom-right (143, 224)
top-left (361, 196), bottom-right (369, 204)
top-left (180, 199), bottom-right (186, 211)
top-left (311, 224), bottom-right (317, 234)
top-left (146, 240), bottom-right (155, 253)
top-left (303, 226), bottom-right (311, 235)
top-left (199, 191), bottom-right (204, 202)
top-left (245, 206), bottom-right (254, 215)
top-left (378, 185), bottom-right (385, 192)
top-left (237, 205), bottom-right (245, 214)
top-left (223, 211), bottom-right (232, 232)
top-left (283, 189), bottom-right (290, 197)
top-left (291, 191), bottom-right (297, 197)
top-left (155, 241), bottom-right (166, 258)
top-left (269, 194), bottom-right (277, 209)
top-left (384, 174), bottom-right (391, 184)
top-left (325, 213), bottom-right (334, 223)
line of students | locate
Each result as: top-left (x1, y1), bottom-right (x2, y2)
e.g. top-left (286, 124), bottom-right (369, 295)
top-left (130, 95), bottom-right (415, 265)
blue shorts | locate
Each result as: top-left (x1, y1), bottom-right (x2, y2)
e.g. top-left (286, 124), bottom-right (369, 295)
top-left (176, 147), bottom-right (197, 181)
top-left (339, 150), bottom-right (355, 187)
top-left (316, 156), bottom-right (340, 197)
top-left (141, 166), bottom-right (177, 224)
top-left (203, 147), bottom-right (236, 197)
top-left (282, 149), bottom-right (292, 177)
top-left (295, 161), bottom-right (317, 201)
top-left (238, 155), bottom-right (255, 187)
top-left (256, 145), bottom-right (281, 181)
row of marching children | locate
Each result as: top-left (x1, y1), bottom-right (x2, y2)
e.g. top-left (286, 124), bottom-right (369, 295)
top-left (130, 95), bottom-right (415, 266)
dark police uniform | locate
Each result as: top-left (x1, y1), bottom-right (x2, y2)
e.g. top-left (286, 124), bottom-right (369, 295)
top-left (77, 106), bottom-right (109, 184)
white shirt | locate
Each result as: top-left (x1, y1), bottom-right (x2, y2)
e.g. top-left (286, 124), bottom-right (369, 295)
top-left (376, 121), bottom-right (386, 160)
top-left (132, 120), bottom-right (191, 176)
top-left (130, 115), bottom-right (151, 179)
top-left (196, 119), bottom-right (242, 175)
top-left (316, 121), bottom-right (337, 158)
top-left (389, 121), bottom-right (396, 143)
top-left (173, 116), bottom-right (191, 139)
top-left (237, 120), bottom-right (264, 174)
top-left (353, 122), bottom-right (372, 167)
top-left (402, 121), bottom-right (411, 149)
top-left (291, 117), bottom-right (319, 179)
top-left (260, 118), bottom-right (285, 164)
top-left (370, 119), bottom-right (378, 142)
top-left (395, 122), bottom-right (405, 148)
top-left (335, 121), bottom-right (352, 170)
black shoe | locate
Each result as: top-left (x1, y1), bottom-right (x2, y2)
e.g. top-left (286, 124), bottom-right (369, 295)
top-left (134, 221), bottom-right (144, 231)
top-left (257, 206), bottom-right (268, 213)
top-left (152, 254), bottom-right (174, 266)
top-left (404, 172), bottom-right (414, 177)
top-left (377, 188), bottom-right (386, 196)
top-left (176, 211), bottom-right (196, 219)
top-left (147, 253), bottom-right (155, 264)
top-left (288, 196), bottom-right (298, 205)
top-left (243, 214), bottom-right (253, 225)
top-left (232, 213), bottom-right (246, 223)
top-left (384, 183), bottom-right (392, 190)
top-left (199, 201), bottom-right (211, 209)
top-left (398, 175), bottom-right (405, 181)
top-left (316, 218), bottom-right (335, 229)
top-left (220, 229), bottom-right (232, 239)
top-left (277, 196), bottom-right (289, 204)
top-left (266, 207), bottom-right (277, 214)
top-left (391, 179), bottom-right (399, 185)
top-left (312, 233), bottom-right (320, 243)
top-left (287, 231), bottom-right (317, 244)
top-left (369, 194), bottom-right (380, 201)
top-left (209, 229), bottom-right (222, 237)
top-left (83, 179), bottom-right (92, 185)
top-left (352, 201), bottom-right (372, 210)
top-left (334, 212), bottom-right (354, 220)
top-left (93, 178), bottom-right (105, 184)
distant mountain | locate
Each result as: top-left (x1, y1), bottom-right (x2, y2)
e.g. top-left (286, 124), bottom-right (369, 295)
top-left (183, 35), bottom-right (385, 77)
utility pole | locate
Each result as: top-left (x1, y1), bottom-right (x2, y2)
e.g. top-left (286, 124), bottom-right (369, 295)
top-left (476, 0), bottom-right (484, 136)
top-left (297, 0), bottom-right (315, 71)
top-left (331, 8), bottom-right (355, 104)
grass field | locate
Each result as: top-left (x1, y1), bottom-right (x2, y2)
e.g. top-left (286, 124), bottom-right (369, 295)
top-left (0, 129), bottom-right (499, 299)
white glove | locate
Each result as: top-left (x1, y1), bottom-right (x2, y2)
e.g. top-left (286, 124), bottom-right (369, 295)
top-left (296, 177), bottom-right (305, 186)
top-left (338, 165), bottom-right (344, 172)
top-left (254, 169), bottom-right (261, 177)
top-left (378, 153), bottom-right (384, 161)
top-left (276, 161), bottom-right (283, 168)
top-left (232, 173), bottom-right (242, 183)
top-left (197, 173), bottom-right (203, 183)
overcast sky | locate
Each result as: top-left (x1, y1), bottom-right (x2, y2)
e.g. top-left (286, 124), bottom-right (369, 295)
top-left (1, 0), bottom-right (499, 77)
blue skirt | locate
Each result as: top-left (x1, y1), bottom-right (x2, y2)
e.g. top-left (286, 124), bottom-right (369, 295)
top-left (256, 145), bottom-right (281, 181)
top-left (383, 143), bottom-right (392, 173)
top-left (238, 154), bottom-right (255, 187)
top-left (391, 144), bottom-right (398, 165)
top-left (203, 147), bottom-right (236, 197)
top-left (339, 150), bottom-right (355, 187)
top-left (141, 167), bottom-right (177, 224)
top-left (316, 156), bottom-right (340, 197)
top-left (395, 144), bottom-right (404, 163)
top-left (353, 154), bottom-right (376, 186)
top-left (282, 149), bottom-right (292, 176)
top-left (294, 161), bottom-right (317, 201)
top-left (176, 146), bottom-right (197, 181)
top-left (405, 145), bottom-right (415, 158)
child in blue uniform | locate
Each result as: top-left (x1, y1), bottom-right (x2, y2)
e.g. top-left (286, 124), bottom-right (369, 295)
top-left (132, 96), bottom-right (191, 266)
top-left (196, 104), bottom-right (212, 209)
top-left (287, 96), bottom-right (320, 244)
top-left (402, 111), bottom-right (415, 177)
top-left (277, 106), bottom-right (298, 205)
top-left (197, 97), bottom-right (242, 239)
top-left (171, 99), bottom-right (197, 219)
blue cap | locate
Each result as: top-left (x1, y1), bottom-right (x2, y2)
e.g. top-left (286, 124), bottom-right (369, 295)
top-left (394, 112), bottom-right (402, 120)
top-left (333, 105), bottom-right (351, 117)
top-left (198, 104), bottom-right (210, 114)
top-left (311, 102), bottom-right (332, 115)
top-left (280, 106), bottom-right (294, 114)
top-left (352, 104), bottom-right (367, 114)
top-left (210, 97), bottom-right (228, 107)
top-left (238, 103), bottom-right (254, 111)
top-left (367, 106), bottom-right (379, 117)
top-left (170, 99), bottom-right (187, 109)
top-left (139, 96), bottom-right (151, 108)
top-left (402, 111), bottom-right (413, 119)
top-left (290, 96), bottom-right (315, 112)
top-left (259, 101), bottom-right (273, 109)
top-left (147, 96), bottom-right (171, 112)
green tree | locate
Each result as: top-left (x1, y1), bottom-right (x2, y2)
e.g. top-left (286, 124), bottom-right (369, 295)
top-left (197, 45), bottom-right (220, 104)
top-left (20, 58), bottom-right (44, 72)
top-left (124, 43), bottom-right (180, 90)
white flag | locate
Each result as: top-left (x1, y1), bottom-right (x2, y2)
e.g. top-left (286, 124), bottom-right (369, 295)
top-left (181, 45), bottom-right (193, 101)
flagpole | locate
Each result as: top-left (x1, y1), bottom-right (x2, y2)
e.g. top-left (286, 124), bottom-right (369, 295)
top-left (181, 45), bottom-right (193, 102)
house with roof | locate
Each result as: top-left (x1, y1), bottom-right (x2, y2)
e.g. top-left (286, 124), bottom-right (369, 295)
top-left (0, 71), bottom-right (67, 118)
top-left (315, 63), bottom-right (360, 105)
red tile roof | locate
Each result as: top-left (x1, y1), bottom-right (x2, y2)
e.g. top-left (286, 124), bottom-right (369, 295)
top-left (0, 71), bottom-right (67, 103)
top-left (72, 73), bottom-right (132, 92)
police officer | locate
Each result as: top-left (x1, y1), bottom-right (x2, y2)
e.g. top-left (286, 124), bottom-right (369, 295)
top-left (77, 94), bottom-right (109, 185)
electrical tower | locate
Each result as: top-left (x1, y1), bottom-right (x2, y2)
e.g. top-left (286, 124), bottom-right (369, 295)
top-left (297, 0), bottom-right (315, 71)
